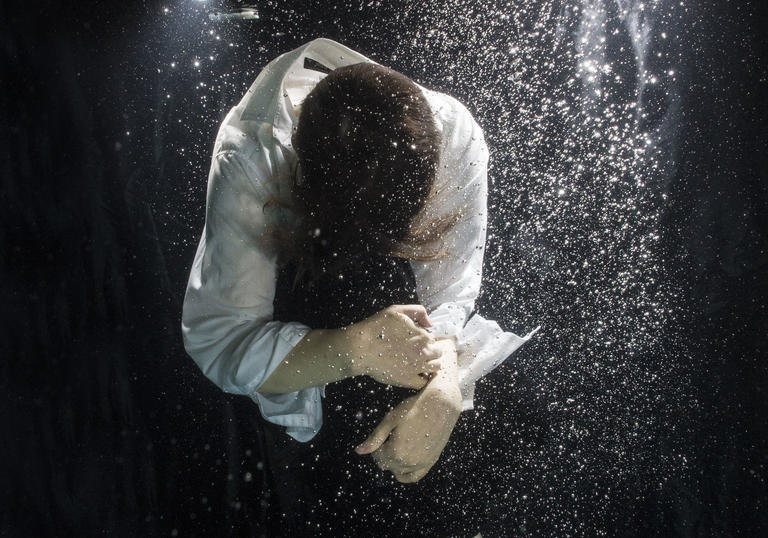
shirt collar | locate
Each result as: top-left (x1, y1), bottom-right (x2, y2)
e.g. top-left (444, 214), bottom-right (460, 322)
top-left (239, 38), bottom-right (377, 149)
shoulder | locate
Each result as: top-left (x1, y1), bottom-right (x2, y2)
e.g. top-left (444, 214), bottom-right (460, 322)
top-left (421, 88), bottom-right (486, 147)
top-left (209, 109), bottom-right (278, 190)
top-left (421, 88), bottom-right (488, 173)
top-left (420, 88), bottom-right (488, 193)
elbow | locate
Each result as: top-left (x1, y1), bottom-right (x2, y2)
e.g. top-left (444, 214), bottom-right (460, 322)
top-left (181, 322), bottom-right (218, 379)
top-left (181, 320), bottom-right (236, 392)
top-left (180, 315), bottom-right (275, 396)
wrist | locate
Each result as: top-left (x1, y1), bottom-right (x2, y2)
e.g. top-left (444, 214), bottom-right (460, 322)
top-left (307, 327), bottom-right (361, 378)
top-left (425, 369), bottom-right (462, 409)
top-left (335, 324), bottom-right (369, 377)
top-left (428, 368), bottom-right (460, 390)
top-left (430, 338), bottom-right (459, 376)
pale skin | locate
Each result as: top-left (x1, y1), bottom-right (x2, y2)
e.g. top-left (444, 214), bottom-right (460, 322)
top-left (356, 337), bottom-right (462, 483)
top-left (258, 304), bottom-right (463, 482)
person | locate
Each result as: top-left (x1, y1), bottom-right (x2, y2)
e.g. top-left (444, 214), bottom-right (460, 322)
top-left (182, 38), bottom-right (537, 534)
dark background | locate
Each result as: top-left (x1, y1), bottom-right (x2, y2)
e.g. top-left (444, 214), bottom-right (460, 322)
top-left (1, 0), bottom-right (766, 536)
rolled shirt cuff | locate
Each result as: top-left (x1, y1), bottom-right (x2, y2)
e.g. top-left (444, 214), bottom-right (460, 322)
top-left (427, 303), bottom-right (539, 412)
top-left (247, 322), bottom-right (326, 442)
top-left (456, 315), bottom-right (540, 409)
top-left (426, 302), bottom-right (467, 341)
top-left (250, 386), bottom-right (324, 442)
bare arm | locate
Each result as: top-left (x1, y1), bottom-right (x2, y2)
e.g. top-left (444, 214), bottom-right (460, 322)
top-left (257, 304), bottom-right (443, 395)
top-left (256, 328), bottom-right (356, 394)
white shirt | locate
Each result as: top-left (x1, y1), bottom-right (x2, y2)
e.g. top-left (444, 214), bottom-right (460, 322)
top-left (182, 38), bottom-right (537, 442)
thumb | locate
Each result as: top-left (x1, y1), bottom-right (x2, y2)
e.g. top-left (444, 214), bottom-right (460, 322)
top-left (355, 411), bottom-right (398, 455)
top-left (392, 304), bottom-right (433, 328)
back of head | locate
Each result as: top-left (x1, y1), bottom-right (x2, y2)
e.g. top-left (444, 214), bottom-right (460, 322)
top-left (291, 62), bottom-right (441, 281)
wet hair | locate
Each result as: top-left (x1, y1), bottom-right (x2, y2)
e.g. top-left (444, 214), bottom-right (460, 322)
top-left (286, 62), bottom-right (450, 284)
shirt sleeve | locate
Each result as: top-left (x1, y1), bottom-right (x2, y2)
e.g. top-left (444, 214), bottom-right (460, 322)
top-left (410, 97), bottom-right (536, 410)
top-left (182, 148), bottom-right (321, 442)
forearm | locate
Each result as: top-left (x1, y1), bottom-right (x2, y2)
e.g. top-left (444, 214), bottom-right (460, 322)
top-left (257, 328), bottom-right (360, 394)
top-left (360, 337), bottom-right (462, 481)
top-left (259, 304), bottom-right (444, 395)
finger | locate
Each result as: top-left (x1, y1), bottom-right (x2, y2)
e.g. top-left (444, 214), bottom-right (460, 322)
top-left (374, 448), bottom-right (422, 473)
top-left (372, 447), bottom-right (396, 471)
top-left (397, 466), bottom-right (430, 483)
top-left (419, 346), bottom-right (442, 362)
top-left (410, 375), bottom-right (429, 389)
top-left (355, 411), bottom-right (398, 455)
top-left (392, 304), bottom-right (433, 328)
top-left (387, 462), bottom-right (424, 475)
top-left (425, 359), bottom-right (442, 373)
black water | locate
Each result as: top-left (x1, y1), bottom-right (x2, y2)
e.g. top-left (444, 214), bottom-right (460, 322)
top-left (2, 0), bottom-right (766, 536)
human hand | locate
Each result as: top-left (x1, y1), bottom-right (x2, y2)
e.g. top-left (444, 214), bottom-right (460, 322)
top-left (354, 359), bottom-right (462, 483)
top-left (349, 304), bottom-right (442, 390)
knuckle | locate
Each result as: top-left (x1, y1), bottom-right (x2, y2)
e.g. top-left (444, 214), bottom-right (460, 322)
top-left (403, 455), bottom-right (421, 467)
top-left (391, 451), bottom-right (417, 468)
top-left (390, 446), bottom-right (406, 462)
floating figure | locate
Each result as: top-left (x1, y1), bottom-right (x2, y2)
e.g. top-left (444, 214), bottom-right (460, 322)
top-left (182, 37), bottom-right (538, 536)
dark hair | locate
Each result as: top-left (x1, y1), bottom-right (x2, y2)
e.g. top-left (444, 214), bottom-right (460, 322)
top-left (283, 62), bottom-right (449, 284)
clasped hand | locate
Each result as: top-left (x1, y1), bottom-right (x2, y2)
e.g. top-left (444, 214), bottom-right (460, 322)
top-left (354, 335), bottom-right (463, 483)
top-left (351, 304), bottom-right (443, 390)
